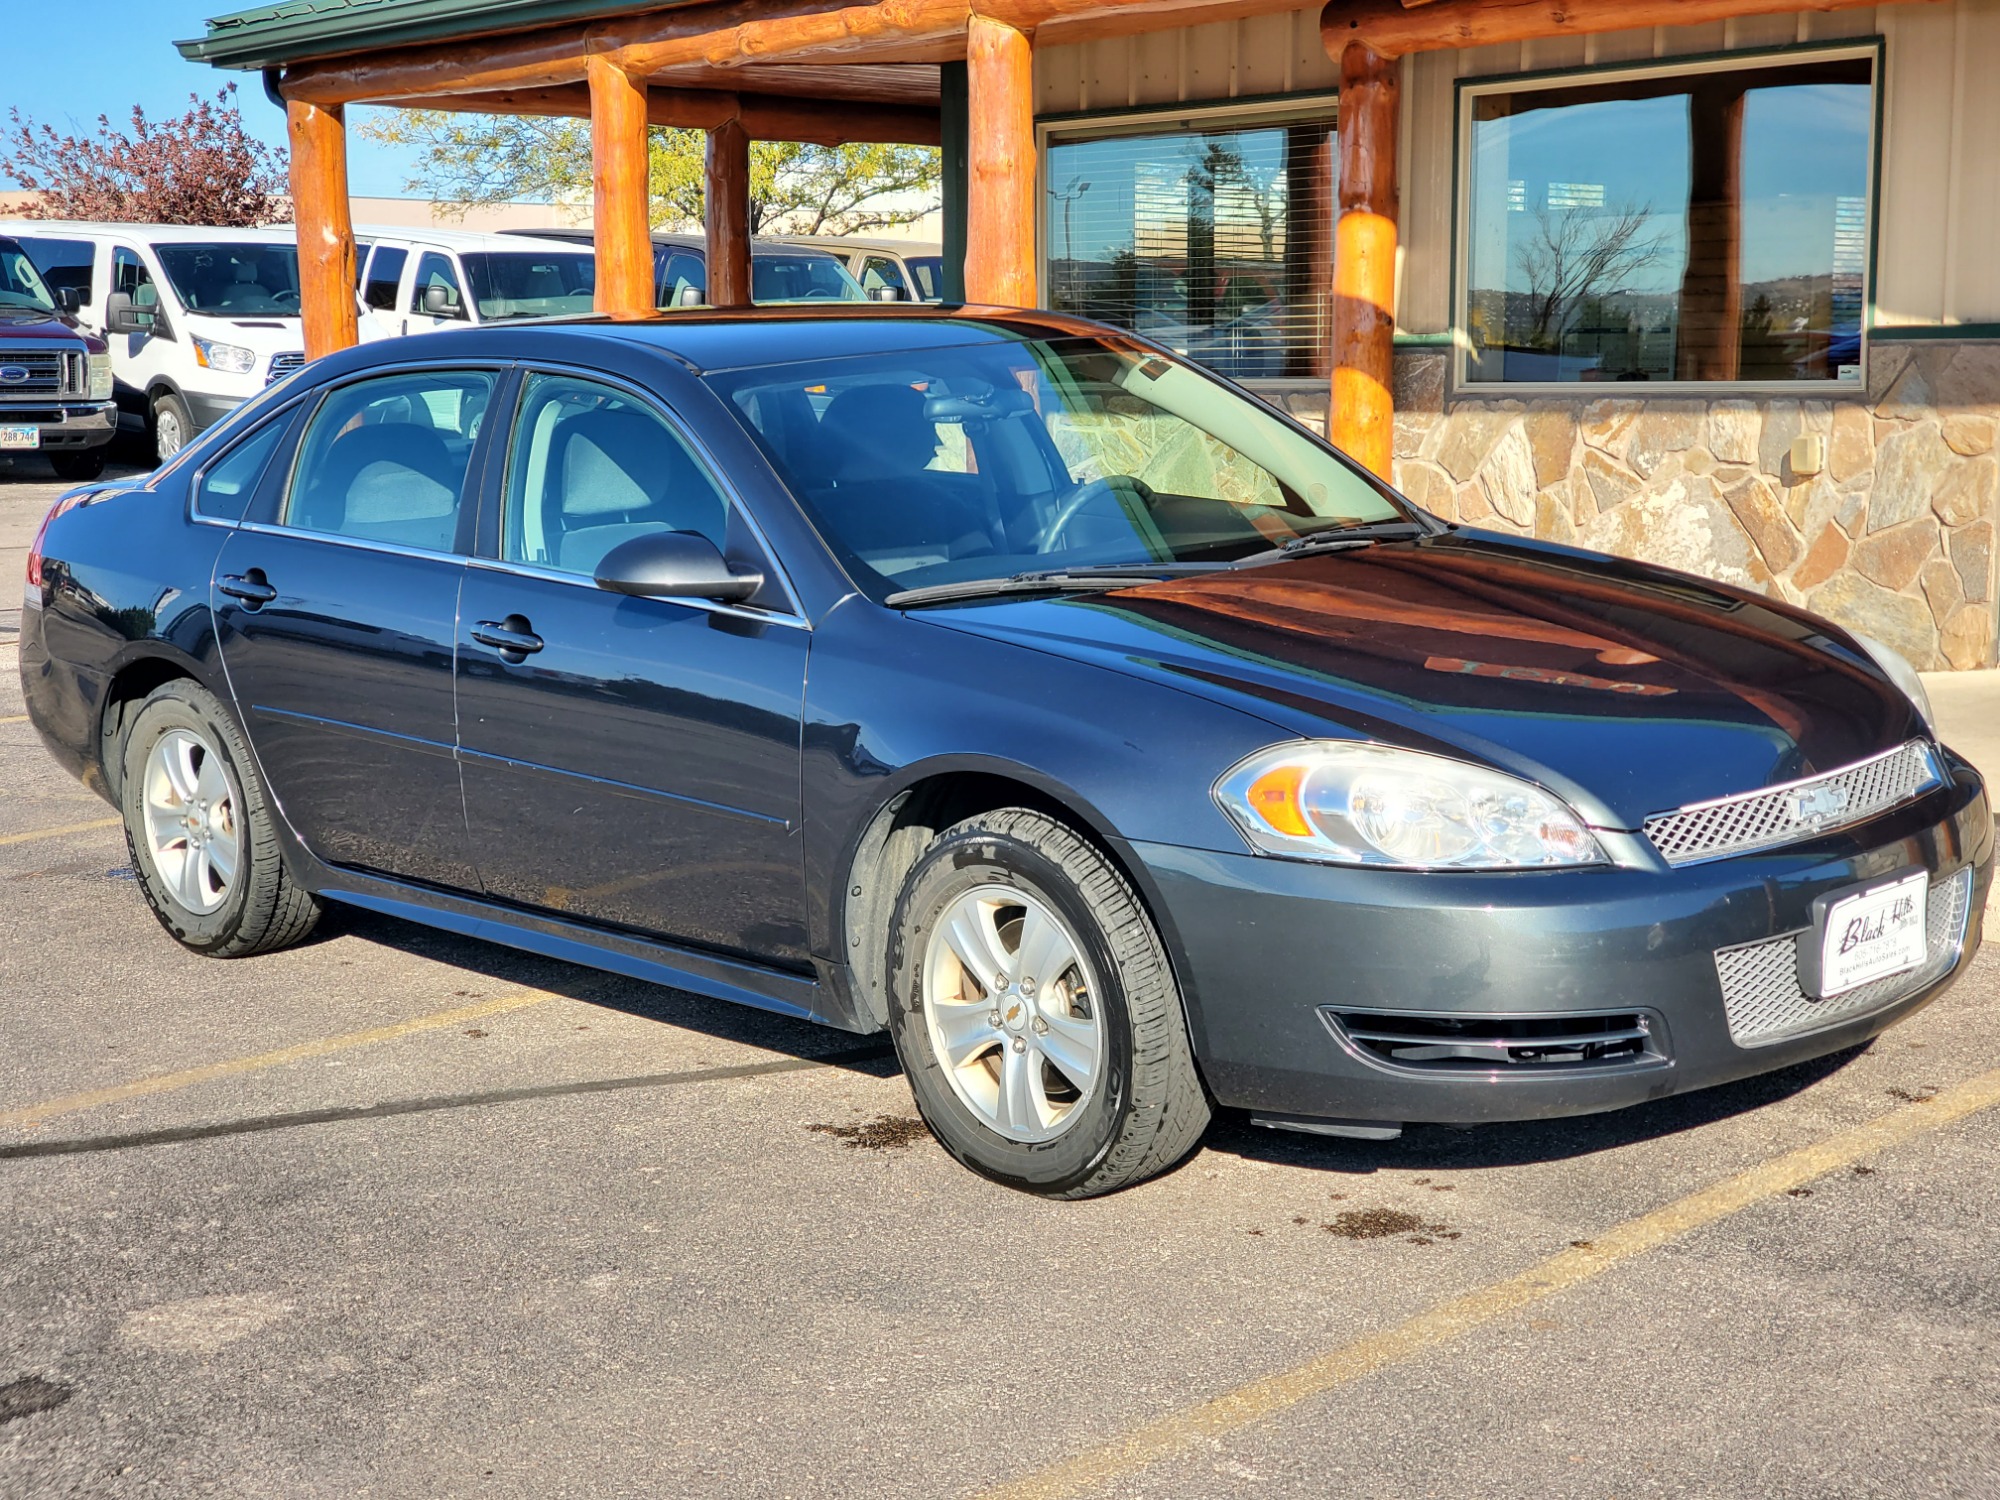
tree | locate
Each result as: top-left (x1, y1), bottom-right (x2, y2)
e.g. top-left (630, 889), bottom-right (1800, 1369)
top-left (361, 109), bottom-right (940, 234)
top-left (1512, 200), bottom-right (1668, 351)
top-left (1, 86), bottom-right (288, 227)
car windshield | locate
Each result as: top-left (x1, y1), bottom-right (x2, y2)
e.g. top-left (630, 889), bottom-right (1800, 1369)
top-left (461, 251), bottom-right (598, 320)
top-left (155, 243), bottom-right (301, 317)
top-left (0, 241), bottom-right (58, 312)
top-left (749, 254), bottom-right (867, 303)
top-left (905, 256), bottom-right (943, 300)
top-left (708, 334), bottom-right (1406, 600)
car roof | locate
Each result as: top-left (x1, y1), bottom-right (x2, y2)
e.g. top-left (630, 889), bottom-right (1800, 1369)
top-left (772, 236), bottom-right (943, 256)
top-left (333, 305), bottom-right (1116, 376)
top-left (350, 224), bottom-right (589, 253)
top-left (502, 228), bottom-right (849, 260)
top-left (0, 221), bottom-right (299, 245)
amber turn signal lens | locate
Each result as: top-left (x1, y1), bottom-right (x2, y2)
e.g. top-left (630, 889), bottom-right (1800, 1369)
top-left (1245, 763), bottom-right (1313, 837)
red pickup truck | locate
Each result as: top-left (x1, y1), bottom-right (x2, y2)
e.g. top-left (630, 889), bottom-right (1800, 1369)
top-left (0, 234), bottom-right (116, 480)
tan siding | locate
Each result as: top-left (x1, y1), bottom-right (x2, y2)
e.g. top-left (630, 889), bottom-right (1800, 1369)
top-left (1878, 3), bottom-right (1954, 325)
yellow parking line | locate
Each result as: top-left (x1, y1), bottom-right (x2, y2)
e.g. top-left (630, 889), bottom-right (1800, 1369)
top-left (978, 1065), bottom-right (2000, 1500)
top-left (0, 989), bottom-right (554, 1131)
top-left (0, 714), bottom-right (28, 725)
top-left (0, 816), bottom-right (121, 847)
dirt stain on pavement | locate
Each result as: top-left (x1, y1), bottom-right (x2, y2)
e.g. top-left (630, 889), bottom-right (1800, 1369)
top-left (809, 1114), bottom-right (930, 1151)
top-left (1323, 1208), bottom-right (1455, 1244)
top-left (0, 1377), bottom-right (72, 1425)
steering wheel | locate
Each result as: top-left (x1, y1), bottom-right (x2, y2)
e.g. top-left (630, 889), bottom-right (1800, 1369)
top-left (1038, 474), bottom-right (1158, 554)
top-left (272, 288), bottom-right (300, 307)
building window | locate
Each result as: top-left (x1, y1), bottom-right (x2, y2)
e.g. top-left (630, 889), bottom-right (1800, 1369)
top-left (1044, 110), bottom-right (1333, 380)
top-left (1459, 49), bottom-right (1875, 387)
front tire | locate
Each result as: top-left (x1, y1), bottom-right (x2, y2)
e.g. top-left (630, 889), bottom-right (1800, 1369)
top-left (117, 680), bottom-right (321, 957)
top-left (150, 391), bottom-right (192, 464)
top-left (50, 447), bottom-right (107, 482)
top-left (886, 808), bottom-right (1210, 1197)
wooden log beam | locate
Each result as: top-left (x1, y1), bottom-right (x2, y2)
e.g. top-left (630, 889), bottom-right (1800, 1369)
top-left (706, 118), bottom-right (753, 309)
top-left (286, 98), bottom-right (358, 359)
top-left (378, 86), bottom-right (941, 145)
top-left (588, 55), bottom-right (654, 319)
top-left (1331, 40), bottom-right (1397, 480)
top-left (1676, 80), bottom-right (1746, 381)
top-left (1321, 0), bottom-right (1930, 59)
top-left (963, 15), bottom-right (1036, 307)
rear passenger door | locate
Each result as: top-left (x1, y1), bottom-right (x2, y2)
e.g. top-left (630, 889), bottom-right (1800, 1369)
top-left (455, 368), bottom-right (811, 966)
top-left (211, 364), bottom-right (500, 889)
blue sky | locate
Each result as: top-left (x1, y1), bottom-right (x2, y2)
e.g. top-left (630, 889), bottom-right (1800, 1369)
top-left (1, 0), bottom-right (420, 198)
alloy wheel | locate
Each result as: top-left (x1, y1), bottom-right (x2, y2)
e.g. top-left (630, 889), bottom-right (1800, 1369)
top-left (920, 884), bottom-right (1105, 1144)
top-left (140, 727), bottom-right (239, 915)
top-left (155, 407), bottom-right (184, 461)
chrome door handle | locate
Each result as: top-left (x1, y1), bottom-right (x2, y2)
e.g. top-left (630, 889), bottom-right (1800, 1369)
top-left (471, 617), bottom-right (543, 659)
top-left (217, 572), bottom-right (278, 606)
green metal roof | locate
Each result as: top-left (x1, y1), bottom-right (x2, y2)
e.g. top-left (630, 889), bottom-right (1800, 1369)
top-left (177, 0), bottom-right (694, 72)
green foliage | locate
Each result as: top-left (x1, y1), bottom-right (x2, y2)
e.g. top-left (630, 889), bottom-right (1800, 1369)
top-left (360, 110), bottom-right (939, 234)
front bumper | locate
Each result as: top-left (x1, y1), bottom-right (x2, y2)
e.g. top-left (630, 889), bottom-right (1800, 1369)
top-left (1132, 755), bottom-right (1992, 1126)
top-left (186, 392), bottom-right (242, 434)
top-left (0, 402), bottom-right (117, 451)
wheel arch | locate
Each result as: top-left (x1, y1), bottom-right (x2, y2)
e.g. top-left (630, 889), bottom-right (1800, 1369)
top-left (97, 648), bottom-right (211, 804)
top-left (835, 759), bottom-right (1185, 1035)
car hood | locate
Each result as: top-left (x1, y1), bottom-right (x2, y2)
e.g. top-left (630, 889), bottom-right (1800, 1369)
top-left (918, 531), bottom-right (1921, 831)
top-left (0, 308), bottom-right (97, 344)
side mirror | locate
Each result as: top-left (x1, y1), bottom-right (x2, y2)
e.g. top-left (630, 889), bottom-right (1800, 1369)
top-left (594, 530), bottom-right (764, 604)
top-left (421, 283), bottom-right (463, 317)
top-left (677, 285), bottom-right (704, 308)
top-left (56, 286), bottom-right (81, 314)
top-left (869, 285), bottom-right (904, 302)
top-left (105, 291), bottom-right (154, 334)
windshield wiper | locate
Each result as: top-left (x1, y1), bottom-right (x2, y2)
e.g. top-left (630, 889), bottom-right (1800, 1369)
top-left (885, 563), bottom-right (1207, 609)
top-left (1235, 518), bottom-right (1435, 566)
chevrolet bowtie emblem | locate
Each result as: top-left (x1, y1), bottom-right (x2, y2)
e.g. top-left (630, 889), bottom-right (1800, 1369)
top-left (1789, 784), bottom-right (1851, 824)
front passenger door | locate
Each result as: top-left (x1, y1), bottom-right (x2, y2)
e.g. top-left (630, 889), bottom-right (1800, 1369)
top-left (455, 371), bottom-right (811, 966)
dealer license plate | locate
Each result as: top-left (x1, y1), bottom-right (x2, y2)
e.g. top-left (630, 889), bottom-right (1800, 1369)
top-left (1819, 871), bottom-right (1928, 996)
top-left (0, 424), bottom-right (39, 450)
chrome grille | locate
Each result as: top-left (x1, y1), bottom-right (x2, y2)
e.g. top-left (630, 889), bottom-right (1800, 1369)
top-left (266, 351), bottom-right (305, 386)
top-left (1714, 868), bottom-right (1972, 1047)
top-left (1644, 741), bottom-right (1939, 866)
top-left (0, 344), bottom-right (86, 402)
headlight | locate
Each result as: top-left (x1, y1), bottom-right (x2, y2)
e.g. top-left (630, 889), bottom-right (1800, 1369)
top-left (1214, 741), bottom-right (1606, 869)
top-left (1846, 631), bottom-right (1935, 732)
top-left (191, 336), bottom-right (256, 375)
top-left (86, 352), bottom-right (113, 400)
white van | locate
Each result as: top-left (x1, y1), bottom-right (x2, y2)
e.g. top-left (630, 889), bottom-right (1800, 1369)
top-left (351, 226), bottom-right (599, 340)
top-left (0, 222), bottom-right (308, 462)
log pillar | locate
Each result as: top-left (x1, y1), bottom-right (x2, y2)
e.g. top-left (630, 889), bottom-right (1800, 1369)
top-left (1675, 81), bottom-right (1746, 381)
top-left (964, 15), bottom-right (1036, 307)
top-left (1332, 40), bottom-right (1399, 480)
top-left (286, 98), bottom-right (358, 360)
top-left (706, 117), bottom-right (753, 309)
top-left (588, 54), bottom-right (654, 318)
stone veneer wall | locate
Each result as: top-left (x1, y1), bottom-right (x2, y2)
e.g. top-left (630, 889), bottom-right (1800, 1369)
top-left (1255, 341), bottom-right (1999, 670)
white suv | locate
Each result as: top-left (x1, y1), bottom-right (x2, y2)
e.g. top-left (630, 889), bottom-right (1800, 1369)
top-left (351, 227), bottom-right (599, 339)
top-left (1, 222), bottom-right (308, 462)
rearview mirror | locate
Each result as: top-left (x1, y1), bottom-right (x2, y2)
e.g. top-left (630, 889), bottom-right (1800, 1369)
top-left (105, 291), bottom-right (154, 334)
top-left (594, 530), bottom-right (764, 604)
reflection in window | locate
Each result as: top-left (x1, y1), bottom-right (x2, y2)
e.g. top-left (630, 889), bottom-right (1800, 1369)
top-left (1045, 119), bottom-right (1333, 379)
top-left (1463, 54), bottom-right (1873, 384)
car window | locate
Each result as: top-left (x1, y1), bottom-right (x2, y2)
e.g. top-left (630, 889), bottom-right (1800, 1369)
top-left (750, 254), bottom-right (865, 303)
top-left (363, 246), bottom-right (407, 311)
top-left (502, 373), bottom-right (729, 576)
top-left (112, 246), bottom-right (159, 312)
top-left (194, 416), bottom-right (289, 522)
top-left (905, 256), bottom-right (942, 300)
top-left (459, 251), bottom-right (596, 321)
top-left (155, 244), bottom-right (300, 317)
top-left (861, 256), bottom-right (910, 297)
top-left (285, 370), bottom-right (496, 553)
top-left (663, 251), bottom-right (705, 307)
top-left (16, 236), bottom-right (93, 304)
top-left (410, 252), bottom-right (465, 318)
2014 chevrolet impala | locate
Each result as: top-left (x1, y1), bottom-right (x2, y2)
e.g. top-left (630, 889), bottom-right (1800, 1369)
top-left (20, 309), bottom-right (1992, 1196)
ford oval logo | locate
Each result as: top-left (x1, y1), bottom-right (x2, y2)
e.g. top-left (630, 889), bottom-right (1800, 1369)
top-left (0, 366), bottom-right (29, 384)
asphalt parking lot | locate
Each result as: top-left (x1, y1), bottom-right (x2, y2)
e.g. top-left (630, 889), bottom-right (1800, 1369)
top-left (3, 455), bottom-right (1998, 1500)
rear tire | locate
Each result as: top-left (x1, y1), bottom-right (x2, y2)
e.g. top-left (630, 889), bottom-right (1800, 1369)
top-left (117, 680), bottom-right (321, 957)
top-left (150, 391), bottom-right (192, 464)
top-left (886, 807), bottom-right (1210, 1197)
top-left (50, 448), bottom-right (106, 482)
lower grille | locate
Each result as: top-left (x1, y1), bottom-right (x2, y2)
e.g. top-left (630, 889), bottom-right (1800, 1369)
top-left (1322, 1008), bottom-right (1666, 1072)
top-left (1714, 868), bottom-right (1973, 1047)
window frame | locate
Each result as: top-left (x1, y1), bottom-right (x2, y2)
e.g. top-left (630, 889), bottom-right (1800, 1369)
top-left (1450, 39), bottom-right (1885, 399)
top-left (472, 361), bottom-right (806, 626)
top-left (258, 360), bottom-right (508, 560)
top-left (1035, 91), bottom-right (1341, 385)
